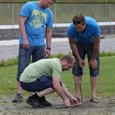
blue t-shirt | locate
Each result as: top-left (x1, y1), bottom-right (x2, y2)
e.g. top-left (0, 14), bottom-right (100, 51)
top-left (19, 1), bottom-right (54, 46)
top-left (67, 16), bottom-right (101, 44)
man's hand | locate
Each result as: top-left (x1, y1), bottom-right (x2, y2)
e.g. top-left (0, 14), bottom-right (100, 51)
top-left (23, 39), bottom-right (30, 49)
top-left (78, 58), bottom-right (85, 68)
top-left (69, 96), bottom-right (80, 105)
top-left (44, 49), bottom-right (51, 58)
top-left (63, 98), bottom-right (71, 107)
top-left (89, 59), bottom-right (98, 69)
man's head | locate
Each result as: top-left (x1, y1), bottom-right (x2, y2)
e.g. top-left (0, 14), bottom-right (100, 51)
top-left (60, 54), bottom-right (75, 71)
top-left (72, 14), bottom-right (86, 32)
top-left (39, 0), bottom-right (56, 9)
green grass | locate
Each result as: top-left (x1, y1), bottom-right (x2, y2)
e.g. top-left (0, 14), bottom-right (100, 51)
top-left (0, 56), bottom-right (115, 98)
top-left (0, 65), bottom-right (17, 94)
top-left (62, 56), bottom-right (115, 97)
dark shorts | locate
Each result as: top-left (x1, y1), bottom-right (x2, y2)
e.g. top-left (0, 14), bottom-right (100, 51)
top-left (72, 42), bottom-right (100, 77)
top-left (20, 76), bottom-right (53, 92)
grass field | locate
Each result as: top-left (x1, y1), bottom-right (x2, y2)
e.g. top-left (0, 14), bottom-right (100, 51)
top-left (0, 56), bottom-right (115, 98)
top-left (62, 56), bottom-right (115, 97)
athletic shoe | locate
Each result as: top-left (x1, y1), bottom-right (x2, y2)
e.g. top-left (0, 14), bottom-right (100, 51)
top-left (26, 95), bottom-right (44, 108)
top-left (29, 93), bottom-right (52, 107)
top-left (39, 96), bottom-right (52, 107)
top-left (12, 93), bottom-right (23, 103)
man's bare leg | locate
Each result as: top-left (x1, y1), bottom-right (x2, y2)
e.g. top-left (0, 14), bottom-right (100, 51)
top-left (74, 76), bottom-right (82, 99)
top-left (89, 76), bottom-right (100, 103)
top-left (12, 81), bottom-right (23, 102)
top-left (17, 81), bottom-right (23, 94)
top-left (90, 76), bottom-right (98, 98)
top-left (37, 88), bottom-right (54, 97)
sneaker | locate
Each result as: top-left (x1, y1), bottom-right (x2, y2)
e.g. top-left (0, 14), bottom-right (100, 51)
top-left (39, 96), bottom-right (52, 107)
top-left (29, 93), bottom-right (52, 107)
top-left (26, 95), bottom-right (44, 108)
top-left (12, 93), bottom-right (23, 103)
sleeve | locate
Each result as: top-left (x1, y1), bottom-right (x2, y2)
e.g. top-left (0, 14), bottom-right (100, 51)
top-left (52, 62), bottom-right (62, 79)
top-left (67, 23), bottom-right (75, 39)
top-left (20, 2), bottom-right (30, 17)
top-left (46, 10), bottom-right (54, 28)
top-left (93, 24), bottom-right (101, 38)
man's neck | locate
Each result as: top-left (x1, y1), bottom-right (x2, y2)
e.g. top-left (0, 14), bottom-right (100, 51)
top-left (38, 1), bottom-right (42, 8)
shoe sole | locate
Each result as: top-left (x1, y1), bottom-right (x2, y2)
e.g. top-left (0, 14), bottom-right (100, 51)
top-left (26, 100), bottom-right (44, 108)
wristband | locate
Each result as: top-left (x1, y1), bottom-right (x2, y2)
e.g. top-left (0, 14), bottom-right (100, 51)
top-left (46, 47), bottom-right (51, 50)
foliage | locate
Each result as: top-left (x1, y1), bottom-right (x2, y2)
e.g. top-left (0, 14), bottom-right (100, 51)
top-left (100, 52), bottom-right (115, 57)
top-left (0, 58), bottom-right (18, 67)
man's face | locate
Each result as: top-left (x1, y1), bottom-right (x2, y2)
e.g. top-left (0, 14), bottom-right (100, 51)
top-left (41, 0), bottom-right (54, 9)
top-left (62, 61), bottom-right (75, 71)
top-left (74, 23), bottom-right (86, 32)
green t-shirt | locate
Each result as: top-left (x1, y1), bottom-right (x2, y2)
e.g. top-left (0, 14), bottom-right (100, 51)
top-left (20, 58), bottom-right (62, 83)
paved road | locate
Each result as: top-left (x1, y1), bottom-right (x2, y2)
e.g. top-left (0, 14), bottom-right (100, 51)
top-left (0, 35), bottom-right (115, 61)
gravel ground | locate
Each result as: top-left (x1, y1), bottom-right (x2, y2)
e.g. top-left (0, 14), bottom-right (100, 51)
top-left (0, 95), bottom-right (115, 115)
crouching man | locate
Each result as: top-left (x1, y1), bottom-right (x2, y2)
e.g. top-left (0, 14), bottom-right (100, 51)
top-left (20, 54), bottom-right (79, 108)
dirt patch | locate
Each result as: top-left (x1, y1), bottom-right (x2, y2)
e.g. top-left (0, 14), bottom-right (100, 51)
top-left (0, 96), bottom-right (115, 115)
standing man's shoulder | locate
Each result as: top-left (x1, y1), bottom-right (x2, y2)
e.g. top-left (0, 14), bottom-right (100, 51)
top-left (85, 16), bottom-right (99, 26)
top-left (86, 16), bottom-right (101, 31)
top-left (45, 8), bottom-right (54, 18)
top-left (67, 23), bottom-right (77, 38)
top-left (45, 7), bottom-right (53, 13)
top-left (86, 16), bottom-right (101, 38)
top-left (20, 1), bottom-right (37, 16)
top-left (68, 23), bottom-right (75, 29)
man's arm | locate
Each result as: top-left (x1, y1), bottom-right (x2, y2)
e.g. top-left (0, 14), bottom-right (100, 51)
top-left (60, 81), bottom-right (78, 104)
top-left (52, 77), bottom-right (71, 107)
top-left (90, 37), bottom-right (100, 69)
top-left (45, 28), bottom-right (52, 58)
top-left (61, 81), bottom-right (74, 98)
top-left (45, 28), bottom-right (52, 49)
top-left (19, 16), bottom-right (30, 49)
top-left (92, 38), bottom-right (100, 59)
top-left (69, 38), bottom-right (84, 68)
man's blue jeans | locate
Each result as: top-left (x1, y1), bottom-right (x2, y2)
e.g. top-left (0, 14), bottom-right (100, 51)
top-left (20, 76), bottom-right (53, 92)
top-left (17, 44), bottom-right (45, 81)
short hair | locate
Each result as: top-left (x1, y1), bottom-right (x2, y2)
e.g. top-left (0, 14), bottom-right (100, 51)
top-left (61, 54), bottom-right (75, 64)
top-left (72, 14), bottom-right (85, 25)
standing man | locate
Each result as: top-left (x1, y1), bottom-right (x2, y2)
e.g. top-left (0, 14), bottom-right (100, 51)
top-left (67, 14), bottom-right (101, 103)
top-left (13, 0), bottom-right (56, 103)
top-left (20, 54), bottom-right (79, 108)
